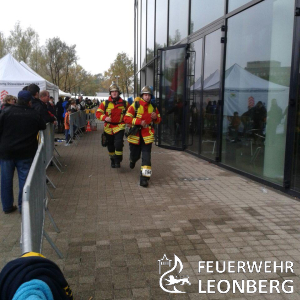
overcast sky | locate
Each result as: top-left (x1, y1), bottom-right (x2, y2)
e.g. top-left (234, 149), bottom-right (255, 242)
top-left (0, 0), bottom-right (134, 75)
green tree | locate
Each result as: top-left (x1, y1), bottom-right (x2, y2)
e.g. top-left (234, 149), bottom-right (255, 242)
top-left (0, 32), bottom-right (7, 58)
top-left (43, 37), bottom-right (77, 88)
top-left (103, 52), bottom-right (134, 97)
top-left (7, 22), bottom-right (37, 63)
top-left (95, 73), bottom-right (108, 92)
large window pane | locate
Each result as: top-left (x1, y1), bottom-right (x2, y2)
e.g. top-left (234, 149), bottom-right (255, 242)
top-left (159, 47), bottom-right (186, 148)
top-left (141, 0), bottom-right (146, 67)
top-left (168, 0), bottom-right (189, 46)
top-left (190, 0), bottom-right (224, 34)
top-left (187, 39), bottom-right (203, 154)
top-left (292, 60), bottom-right (300, 191)
top-left (155, 0), bottom-right (168, 52)
top-left (147, 0), bottom-right (155, 62)
top-left (222, 0), bottom-right (294, 185)
top-left (201, 29), bottom-right (222, 159)
top-left (146, 64), bottom-right (154, 87)
top-left (137, 0), bottom-right (141, 71)
top-left (228, 0), bottom-right (252, 12)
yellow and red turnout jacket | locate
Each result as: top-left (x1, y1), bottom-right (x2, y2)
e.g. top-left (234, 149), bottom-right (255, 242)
top-left (96, 97), bottom-right (129, 135)
top-left (124, 97), bottom-right (161, 145)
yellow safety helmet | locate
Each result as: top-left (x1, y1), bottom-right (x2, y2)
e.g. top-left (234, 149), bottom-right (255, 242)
top-left (140, 86), bottom-right (153, 97)
top-left (109, 82), bottom-right (121, 95)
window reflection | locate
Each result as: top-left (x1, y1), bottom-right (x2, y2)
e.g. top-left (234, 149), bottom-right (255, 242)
top-left (155, 0), bottom-right (168, 52)
top-left (201, 30), bottom-right (222, 159)
top-left (141, 0), bottom-right (146, 67)
top-left (168, 0), bottom-right (189, 46)
top-left (292, 66), bottom-right (300, 191)
top-left (160, 47), bottom-right (186, 148)
top-left (222, 0), bottom-right (294, 184)
top-left (187, 39), bottom-right (202, 154)
top-left (190, 0), bottom-right (224, 34)
top-left (137, 0), bottom-right (141, 71)
top-left (147, 0), bottom-right (155, 62)
top-left (228, 0), bottom-right (252, 12)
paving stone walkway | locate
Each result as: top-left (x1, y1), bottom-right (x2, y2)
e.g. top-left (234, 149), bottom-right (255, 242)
top-left (1, 127), bottom-right (300, 300)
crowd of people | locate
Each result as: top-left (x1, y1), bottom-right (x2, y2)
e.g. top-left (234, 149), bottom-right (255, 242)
top-left (0, 83), bottom-right (161, 215)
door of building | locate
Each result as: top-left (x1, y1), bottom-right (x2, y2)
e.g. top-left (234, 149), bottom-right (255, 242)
top-left (156, 44), bottom-right (188, 150)
top-left (287, 0), bottom-right (300, 192)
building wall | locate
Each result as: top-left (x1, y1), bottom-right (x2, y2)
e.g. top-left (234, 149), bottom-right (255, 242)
top-left (134, 0), bottom-right (299, 193)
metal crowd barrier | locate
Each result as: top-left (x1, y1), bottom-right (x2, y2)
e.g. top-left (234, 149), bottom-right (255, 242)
top-left (22, 132), bottom-right (46, 254)
top-left (68, 111), bottom-right (87, 144)
top-left (44, 123), bottom-right (54, 168)
top-left (79, 110), bottom-right (86, 128)
top-left (21, 125), bottom-right (63, 258)
top-left (86, 108), bottom-right (97, 123)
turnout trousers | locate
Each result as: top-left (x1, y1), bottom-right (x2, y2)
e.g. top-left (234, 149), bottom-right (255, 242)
top-left (106, 130), bottom-right (124, 163)
top-left (129, 137), bottom-right (152, 173)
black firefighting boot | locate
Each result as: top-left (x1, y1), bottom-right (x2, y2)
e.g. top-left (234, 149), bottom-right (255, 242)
top-left (140, 175), bottom-right (149, 187)
top-left (110, 157), bottom-right (115, 168)
top-left (130, 161), bottom-right (136, 169)
top-left (114, 155), bottom-right (122, 168)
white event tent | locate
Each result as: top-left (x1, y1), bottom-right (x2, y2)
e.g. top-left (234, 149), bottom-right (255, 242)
top-left (20, 60), bottom-right (72, 99)
top-left (59, 89), bottom-right (72, 97)
top-left (19, 60), bottom-right (59, 102)
top-left (0, 53), bottom-right (59, 102)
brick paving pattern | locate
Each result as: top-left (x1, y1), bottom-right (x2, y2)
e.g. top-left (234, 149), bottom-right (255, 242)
top-left (0, 127), bottom-right (300, 299)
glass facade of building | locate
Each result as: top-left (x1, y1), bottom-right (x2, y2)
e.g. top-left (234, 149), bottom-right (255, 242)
top-left (168, 0), bottom-right (189, 45)
top-left (134, 0), bottom-right (299, 195)
top-left (190, 0), bottom-right (225, 34)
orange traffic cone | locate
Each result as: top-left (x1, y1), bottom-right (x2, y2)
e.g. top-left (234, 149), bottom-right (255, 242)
top-left (86, 121), bottom-right (92, 132)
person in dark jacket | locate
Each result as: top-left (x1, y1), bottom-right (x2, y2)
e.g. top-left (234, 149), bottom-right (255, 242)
top-left (56, 97), bottom-right (64, 133)
top-left (0, 90), bottom-right (46, 214)
top-left (47, 96), bottom-right (57, 133)
top-left (30, 88), bottom-right (56, 124)
top-left (32, 91), bottom-right (56, 123)
top-left (0, 95), bottom-right (16, 112)
top-left (28, 84), bottom-right (55, 124)
top-left (47, 96), bottom-right (56, 117)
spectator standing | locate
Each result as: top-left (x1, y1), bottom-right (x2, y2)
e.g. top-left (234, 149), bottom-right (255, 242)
top-left (1, 95), bottom-right (16, 112)
top-left (77, 96), bottom-right (85, 111)
top-left (64, 107), bottom-right (72, 146)
top-left (69, 99), bottom-right (78, 112)
top-left (47, 96), bottom-right (56, 117)
top-left (56, 97), bottom-right (64, 133)
top-left (29, 85), bottom-right (56, 124)
top-left (62, 97), bottom-right (70, 118)
top-left (85, 99), bottom-right (94, 109)
top-left (0, 90), bottom-right (46, 213)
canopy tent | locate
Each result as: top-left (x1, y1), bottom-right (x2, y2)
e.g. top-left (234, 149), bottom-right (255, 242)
top-left (189, 63), bottom-right (289, 116)
top-left (0, 53), bottom-right (59, 102)
top-left (59, 89), bottom-right (72, 97)
top-left (222, 64), bottom-right (289, 117)
top-left (19, 60), bottom-right (59, 102)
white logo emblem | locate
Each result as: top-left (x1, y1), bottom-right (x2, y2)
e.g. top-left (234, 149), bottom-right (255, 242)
top-left (158, 254), bottom-right (191, 294)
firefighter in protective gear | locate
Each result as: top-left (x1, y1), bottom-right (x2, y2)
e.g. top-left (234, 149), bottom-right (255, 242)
top-left (96, 82), bottom-right (129, 168)
top-left (124, 86), bottom-right (161, 187)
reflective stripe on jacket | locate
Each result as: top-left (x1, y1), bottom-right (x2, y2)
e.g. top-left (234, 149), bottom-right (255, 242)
top-left (124, 98), bottom-right (161, 145)
top-left (96, 97), bottom-right (129, 135)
